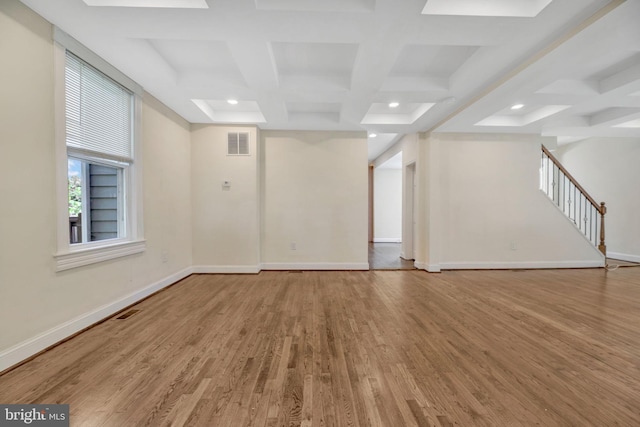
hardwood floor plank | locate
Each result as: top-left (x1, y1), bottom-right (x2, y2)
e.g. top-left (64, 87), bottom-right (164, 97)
top-left (2, 269), bottom-right (640, 426)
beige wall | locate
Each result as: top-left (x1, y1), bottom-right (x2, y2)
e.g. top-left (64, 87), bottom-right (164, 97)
top-left (0, 2), bottom-right (192, 370)
top-left (190, 125), bottom-right (260, 271)
top-left (140, 95), bottom-right (193, 277)
top-left (557, 137), bottom-right (640, 262)
top-left (415, 133), bottom-right (436, 269)
top-left (261, 131), bottom-right (368, 268)
top-left (416, 134), bottom-right (605, 270)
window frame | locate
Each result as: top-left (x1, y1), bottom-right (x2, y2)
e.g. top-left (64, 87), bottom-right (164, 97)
top-left (53, 28), bottom-right (145, 271)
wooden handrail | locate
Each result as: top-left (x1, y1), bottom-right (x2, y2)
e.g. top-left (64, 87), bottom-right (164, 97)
top-left (542, 144), bottom-right (606, 256)
top-left (541, 145), bottom-right (604, 215)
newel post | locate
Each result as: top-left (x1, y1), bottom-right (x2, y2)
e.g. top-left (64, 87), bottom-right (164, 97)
top-left (598, 202), bottom-right (607, 256)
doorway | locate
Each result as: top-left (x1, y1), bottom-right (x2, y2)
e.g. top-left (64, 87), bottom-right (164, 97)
top-left (369, 153), bottom-right (415, 270)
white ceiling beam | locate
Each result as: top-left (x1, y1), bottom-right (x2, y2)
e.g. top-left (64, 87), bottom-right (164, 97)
top-left (599, 62), bottom-right (640, 94)
top-left (588, 107), bottom-right (640, 126)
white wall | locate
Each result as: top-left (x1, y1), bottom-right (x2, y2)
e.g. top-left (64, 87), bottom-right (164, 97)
top-left (556, 138), bottom-right (640, 262)
top-left (190, 125), bottom-right (260, 272)
top-left (374, 168), bottom-right (402, 242)
top-left (415, 134), bottom-right (605, 270)
top-left (0, 2), bottom-right (193, 371)
top-left (261, 131), bottom-right (368, 269)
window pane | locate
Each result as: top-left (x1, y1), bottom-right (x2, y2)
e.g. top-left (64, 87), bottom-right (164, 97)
top-left (68, 157), bottom-right (122, 244)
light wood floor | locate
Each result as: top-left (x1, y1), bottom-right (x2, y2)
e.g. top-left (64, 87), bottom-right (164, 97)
top-left (2, 268), bottom-right (640, 426)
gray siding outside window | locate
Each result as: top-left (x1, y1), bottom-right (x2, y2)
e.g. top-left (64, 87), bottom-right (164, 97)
top-left (89, 164), bottom-right (118, 241)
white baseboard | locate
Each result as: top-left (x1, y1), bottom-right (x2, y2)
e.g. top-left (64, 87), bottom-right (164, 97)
top-left (192, 265), bottom-right (261, 274)
top-left (0, 266), bottom-right (193, 373)
top-left (607, 252), bottom-right (640, 264)
top-left (439, 260), bottom-right (605, 270)
top-left (373, 238), bottom-right (402, 243)
top-left (261, 263), bottom-right (370, 271)
top-left (414, 261), bottom-right (441, 272)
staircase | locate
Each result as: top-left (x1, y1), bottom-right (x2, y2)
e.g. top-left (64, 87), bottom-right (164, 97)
top-left (540, 145), bottom-right (606, 255)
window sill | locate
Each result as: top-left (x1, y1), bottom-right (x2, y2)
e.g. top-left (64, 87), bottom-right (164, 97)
top-left (55, 240), bottom-right (146, 272)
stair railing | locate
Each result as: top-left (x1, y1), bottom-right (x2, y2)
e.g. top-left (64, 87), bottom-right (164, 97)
top-left (540, 145), bottom-right (606, 255)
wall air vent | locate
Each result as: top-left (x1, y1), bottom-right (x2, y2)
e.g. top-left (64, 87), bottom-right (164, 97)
top-left (228, 132), bottom-right (250, 155)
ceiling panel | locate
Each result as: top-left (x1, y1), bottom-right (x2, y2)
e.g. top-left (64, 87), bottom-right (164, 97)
top-left (255, 0), bottom-right (374, 12)
top-left (148, 39), bottom-right (240, 74)
top-left (286, 102), bottom-right (342, 114)
top-left (421, 0), bottom-right (554, 18)
top-left (82, 0), bottom-right (208, 8)
top-left (271, 42), bottom-right (359, 77)
top-left (389, 44), bottom-right (479, 78)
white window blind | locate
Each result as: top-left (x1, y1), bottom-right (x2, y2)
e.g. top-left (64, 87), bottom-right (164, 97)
top-left (65, 52), bottom-right (133, 162)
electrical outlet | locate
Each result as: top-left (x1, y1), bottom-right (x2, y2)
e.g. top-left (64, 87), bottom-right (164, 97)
top-left (161, 250), bottom-right (169, 263)
top-left (290, 242), bottom-right (297, 251)
top-left (510, 242), bottom-right (517, 251)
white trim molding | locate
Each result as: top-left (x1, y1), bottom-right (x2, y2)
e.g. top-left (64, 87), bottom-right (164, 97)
top-left (55, 240), bottom-right (146, 271)
top-left (373, 238), bottom-right (402, 243)
top-left (607, 252), bottom-right (640, 264)
top-left (439, 260), bottom-right (605, 270)
top-left (192, 265), bottom-right (261, 274)
top-left (414, 261), bottom-right (441, 272)
top-left (0, 267), bottom-right (192, 373)
top-left (261, 263), bottom-right (370, 271)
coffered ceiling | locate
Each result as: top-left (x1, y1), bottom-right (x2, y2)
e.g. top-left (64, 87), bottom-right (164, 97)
top-left (19, 0), bottom-right (640, 159)
top-left (438, 0), bottom-right (640, 145)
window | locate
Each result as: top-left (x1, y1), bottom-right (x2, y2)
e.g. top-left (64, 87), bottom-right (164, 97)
top-left (65, 52), bottom-right (131, 244)
top-left (54, 29), bottom-right (145, 271)
top-left (68, 158), bottom-right (123, 244)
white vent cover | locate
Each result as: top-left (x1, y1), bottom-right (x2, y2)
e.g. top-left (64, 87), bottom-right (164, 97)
top-left (227, 132), bottom-right (250, 155)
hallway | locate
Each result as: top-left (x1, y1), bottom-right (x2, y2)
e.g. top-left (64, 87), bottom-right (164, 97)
top-left (368, 242), bottom-right (415, 270)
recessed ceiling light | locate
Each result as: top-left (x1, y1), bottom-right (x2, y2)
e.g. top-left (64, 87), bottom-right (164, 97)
top-left (227, 99), bottom-right (238, 105)
top-left (511, 103), bottom-right (524, 110)
top-left (389, 102), bottom-right (400, 108)
top-left (369, 133), bottom-right (377, 138)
